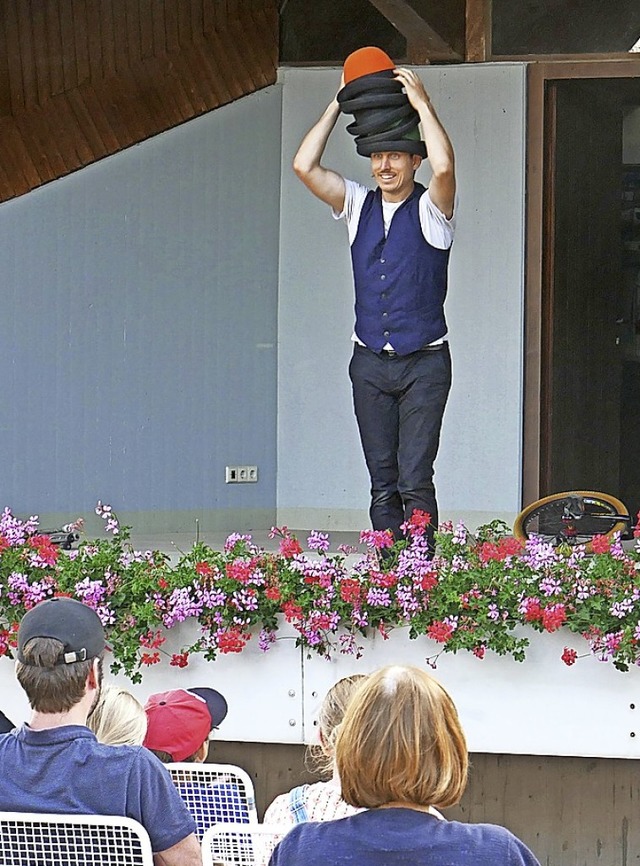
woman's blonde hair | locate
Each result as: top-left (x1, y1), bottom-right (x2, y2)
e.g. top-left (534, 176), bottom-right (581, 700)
top-left (307, 674), bottom-right (368, 776)
top-left (88, 684), bottom-right (147, 747)
top-left (336, 665), bottom-right (468, 809)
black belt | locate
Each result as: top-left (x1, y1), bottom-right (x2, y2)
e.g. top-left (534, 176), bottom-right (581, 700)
top-left (379, 341), bottom-right (447, 359)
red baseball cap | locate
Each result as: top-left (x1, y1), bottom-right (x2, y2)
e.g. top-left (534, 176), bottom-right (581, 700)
top-left (143, 688), bottom-right (223, 762)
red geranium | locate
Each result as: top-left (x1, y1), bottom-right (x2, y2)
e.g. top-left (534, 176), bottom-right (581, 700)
top-left (170, 652), bottom-right (189, 668)
top-left (265, 585), bottom-right (281, 601)
top-left (427, 620), bottom-right (455, 643)
top-left (339, 578), bottom-right (361, 603)
top-left (217, 628), bottom-right (248, 653)
top-left (542, 604), bottom-right (567, 633)
top-left (590, 535), bottom-right (611, 554)
top-left (280, 537), bottom-right (303, 558)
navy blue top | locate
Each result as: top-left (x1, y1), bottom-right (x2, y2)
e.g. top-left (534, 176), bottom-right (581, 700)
top-left (0, 725), bottom-right (196, 853)
top-left (269, 807), bottom-right (541, 866)
top-left (175, 780), bottom-right (250, 838)
top-left (351, 183), bottom-right (450, 355)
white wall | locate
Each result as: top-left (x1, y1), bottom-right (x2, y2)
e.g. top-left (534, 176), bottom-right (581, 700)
top-left (277, 64), bottom-right (527, 530)
top-left (3, 622), bottom-right (639, 758)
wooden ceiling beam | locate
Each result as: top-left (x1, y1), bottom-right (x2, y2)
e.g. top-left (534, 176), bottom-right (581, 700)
top-left (465, 0), bottom-right (492, 62)
top-left (365, 0), bottom-right (462, 63)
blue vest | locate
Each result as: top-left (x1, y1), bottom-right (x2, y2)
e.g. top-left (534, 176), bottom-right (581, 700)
top-left (350, 182), bottom-right (450, 355)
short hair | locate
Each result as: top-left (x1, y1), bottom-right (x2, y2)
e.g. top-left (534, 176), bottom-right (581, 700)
top-left (147, 748), bottom-right (203, 764)
top-left (336, 665), bottom-right (468, 809)
top-left (16, 637), bottom-right (103, 714)
top-left (307, 674), bottom-right (368, 777)
top-left (147, 748), bottom-right (176, 764)
top-left (88, 684), bottom-right (147, 746)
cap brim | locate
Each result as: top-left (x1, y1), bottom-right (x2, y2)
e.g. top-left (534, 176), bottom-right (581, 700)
top-left (187, 687), bottom-right (228, 729)
top-left (357, 139), bottom-right (427, 158)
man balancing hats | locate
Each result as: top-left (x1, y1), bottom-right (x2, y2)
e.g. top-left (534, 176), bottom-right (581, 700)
top-left (293, 47), bottom-right (456, 553)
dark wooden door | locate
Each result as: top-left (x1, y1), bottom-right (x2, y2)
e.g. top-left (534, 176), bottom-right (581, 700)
top-left (541, 79), bottom-right (623, 495)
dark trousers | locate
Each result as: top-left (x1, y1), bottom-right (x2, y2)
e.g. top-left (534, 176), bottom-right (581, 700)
top-left (349, 342), bottom-right (452, 545)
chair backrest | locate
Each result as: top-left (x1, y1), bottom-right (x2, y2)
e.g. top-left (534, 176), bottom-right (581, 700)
top-left (166, 763), bottom-right (258, 838)
top-left (201, 822), bottom-right (287, 866)
top-left (0, 811), bottom-right (154, 865)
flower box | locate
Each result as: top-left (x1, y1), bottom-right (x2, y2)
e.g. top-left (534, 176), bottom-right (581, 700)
top-left (2, 505), bottom-right (640, 758)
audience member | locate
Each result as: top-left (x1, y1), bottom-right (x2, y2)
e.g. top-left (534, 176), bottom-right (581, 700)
top-left (88, 683), bottom-right (147, 746)
top-left (264, 674), bottom-right (367, 824)
top-left (269, 664), bottom-right (541, 866)
top-left (144, 687), bottom-right (228, 763)
top-left (0, 597), bottom-right (201, 866)
top-left (144, 687), bottom-right (250, 836)
top-left (0, 710), bottom-right (14, 733)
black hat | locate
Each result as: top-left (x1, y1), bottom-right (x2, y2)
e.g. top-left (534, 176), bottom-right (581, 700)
top-left (338, 48), bottom-right (427, 159)
top-left (187, 687), bottom-right (228, 728)
top-left (17, 597), bottom-right (105, 665)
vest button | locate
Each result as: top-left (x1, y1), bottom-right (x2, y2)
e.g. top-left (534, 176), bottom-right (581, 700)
top-left (381, 293), bottom-right (387, 299)
top-left (380, 274), bottom-right (386, 280)
top-left (380, 258), bottom-right (386, 263)
top-left (383, 330), bottom-right (390, 338)
top-left (382, 312), bottom-right (388, 317)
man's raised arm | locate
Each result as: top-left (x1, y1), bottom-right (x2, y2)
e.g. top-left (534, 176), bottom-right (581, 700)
top-left (394, 67), bottom-right (456, 219)
top-left (293, 95), bottom-right (346, 213)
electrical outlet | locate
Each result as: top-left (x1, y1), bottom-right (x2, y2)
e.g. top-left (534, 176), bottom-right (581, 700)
top-left (225, 465), bottom-right (259, 483)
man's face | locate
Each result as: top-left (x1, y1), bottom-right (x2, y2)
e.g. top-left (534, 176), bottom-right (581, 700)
top-left (370, 151), bottom-right (421, 201)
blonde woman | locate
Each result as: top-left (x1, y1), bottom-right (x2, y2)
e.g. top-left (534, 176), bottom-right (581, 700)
top-left (269, 665), bottom-right (540, 866)
top-left (88, 684), bottom-right (147, 747)
top-left (264, 675), bottom-right (367, 824)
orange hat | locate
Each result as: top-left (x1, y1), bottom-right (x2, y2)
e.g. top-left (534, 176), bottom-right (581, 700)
top-left (343, 47), bottom-right (394, 85)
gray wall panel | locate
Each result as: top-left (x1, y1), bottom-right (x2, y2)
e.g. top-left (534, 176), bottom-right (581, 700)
top-left (0, 86), bottom-right (283, 530)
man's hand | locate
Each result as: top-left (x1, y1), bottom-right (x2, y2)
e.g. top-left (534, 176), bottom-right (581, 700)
top-left (393, 67), bottom-right (456, 219)
top-left (393, 67), bottom-right (431, 113)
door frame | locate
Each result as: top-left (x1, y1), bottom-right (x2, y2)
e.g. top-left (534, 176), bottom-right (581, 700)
top-left (523, 57), bottom-right (640, 506)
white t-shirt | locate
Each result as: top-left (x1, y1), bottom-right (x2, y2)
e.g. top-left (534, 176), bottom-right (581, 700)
top-left (333, 180), bottom-right (456, 349)
top-left (264, 780), bottom-right (446, 827)
top-left (264, 781), bottom-right (362, 827)
top-left (333, 179), bottom-right (455, 249)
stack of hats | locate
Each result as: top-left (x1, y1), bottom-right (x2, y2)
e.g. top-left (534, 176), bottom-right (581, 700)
top-left (337, 47), bottom-right (426, 158)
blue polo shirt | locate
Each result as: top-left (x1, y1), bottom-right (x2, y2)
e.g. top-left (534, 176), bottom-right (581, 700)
top-left (269, 807), bottom-right (540, 866)
top-left (0, 725), bottom-right (196, 854)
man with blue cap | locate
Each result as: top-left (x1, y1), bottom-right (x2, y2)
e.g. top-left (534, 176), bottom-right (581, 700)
top-left (0, 597), bottom-right (202, 865)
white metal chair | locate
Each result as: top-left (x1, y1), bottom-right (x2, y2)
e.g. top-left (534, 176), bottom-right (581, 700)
top-left (166, 763), bottom-right (258, 838)
top-left (0, 811), bottom-right (154, 865)
top-left (201, 822), bottom-right (287, 866)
